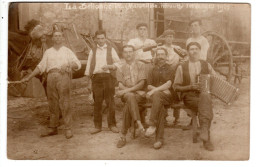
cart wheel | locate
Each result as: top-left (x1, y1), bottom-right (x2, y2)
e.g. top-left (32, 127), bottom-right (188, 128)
top-left (202, 31), bottom-right (233, 82)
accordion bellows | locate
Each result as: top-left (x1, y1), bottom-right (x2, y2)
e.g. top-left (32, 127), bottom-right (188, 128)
top-left (199, 74), bottom-right (239, 105)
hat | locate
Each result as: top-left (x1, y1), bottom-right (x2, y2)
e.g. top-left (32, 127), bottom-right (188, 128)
top-left (162, 29), bottom-right (175, 36)
top-left (136, 23), bottom-right (148, 29)
top-left (189, 18), bottom-right (202, 26)
top-left (186, 42), bottom-right (201, 50)
top-left (30, 25), bottom-right (47, 39)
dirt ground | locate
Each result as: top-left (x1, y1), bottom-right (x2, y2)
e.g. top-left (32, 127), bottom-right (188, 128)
top-left (7, 77), bottom-right (250, 160)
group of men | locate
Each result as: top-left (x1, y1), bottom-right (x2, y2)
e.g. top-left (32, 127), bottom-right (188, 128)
top-left (21, 19), bottom-right (215, 151)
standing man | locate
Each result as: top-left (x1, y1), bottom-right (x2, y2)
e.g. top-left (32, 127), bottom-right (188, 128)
top-left (144, 47), bottom-right (175, 149)
top-left (115, 45), bottom-right (146, 148)
top-left (84, 30), bottom-right (121, 134)
top-left (127, 23), bottom-right (157, 75)
top-left (162, 29), bottom-right (186, 68)
top-left (162, 29), bottom-right (187, 125)
top-left (21, 31), bottom-right (81, 139)
top-left (173, 42), bottom-right (216, 151)
top-left (186, 19), bottom-right (209, 61)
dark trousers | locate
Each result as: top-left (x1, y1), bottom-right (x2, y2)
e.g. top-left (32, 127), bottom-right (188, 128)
top-left (182, 91), bottom-right (213, 139)
top-left (121, 92), bottom-right (146, 135)
top-left (47, 72), bottom-right (72, 129)
top-left (92, 73), bottom-right (116, 129)
top-left (149, 91), bottom-right (173, 142)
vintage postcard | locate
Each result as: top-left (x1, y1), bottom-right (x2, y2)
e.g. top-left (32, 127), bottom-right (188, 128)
top-left (5, 2), bottom-right (250, 160)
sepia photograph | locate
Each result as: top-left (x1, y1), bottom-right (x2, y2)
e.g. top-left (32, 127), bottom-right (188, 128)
top-left (5, 2), bottom-right (250, 160)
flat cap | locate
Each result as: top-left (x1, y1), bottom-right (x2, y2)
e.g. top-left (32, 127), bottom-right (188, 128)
top-left (186, 42), bottom-right (201, 50)
top-left (136, 23), bottom-right (148, 29)
top-left (162, 29), bottom-right (175, 36)
top-left (189, 18), bottom-right (202, 26)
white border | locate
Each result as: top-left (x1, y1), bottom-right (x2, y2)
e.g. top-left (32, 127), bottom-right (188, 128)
top-left (0, 0), bottom-right (259, 167)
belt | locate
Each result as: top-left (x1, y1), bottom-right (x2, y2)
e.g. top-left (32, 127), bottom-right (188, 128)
top-left (48, 68), bottom-right (61, 74)
top-left (92, 73), bottom-right (111, 78)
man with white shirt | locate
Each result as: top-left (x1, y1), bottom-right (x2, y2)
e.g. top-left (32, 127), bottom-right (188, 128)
top-left (21, 31), bottom-right (81, 139)
top-left (186, 19), bottom-right (209, 61)
top-left (84, 30), bottom-right (121, 134)
top-left (127, 23), bottom-right (157, 77)
top-left (173, 42), bottom-right (215, 151)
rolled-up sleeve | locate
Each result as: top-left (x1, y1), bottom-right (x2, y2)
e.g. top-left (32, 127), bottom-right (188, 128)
top-left (37, 51), bottom-right (48, 74)
top-left (111, 48), bottom-right (121, 68)
top-left (68, 49), bottom-right (81, 71)
top-left (173, 65), bottom-right (183, 86)
top-left (84, 50), bottom-right (93, 76)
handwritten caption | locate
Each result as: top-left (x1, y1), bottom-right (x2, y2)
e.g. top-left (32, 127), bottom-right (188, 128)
top-left (64, 3), bottom-right (230, 11)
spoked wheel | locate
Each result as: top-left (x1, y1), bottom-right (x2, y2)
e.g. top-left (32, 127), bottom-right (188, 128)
top-left (202, 31), bottom-right (233, 82)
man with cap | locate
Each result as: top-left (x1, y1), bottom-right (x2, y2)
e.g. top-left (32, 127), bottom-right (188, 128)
top-left (162, 29), bottom-right (187, 68)
top-left (144, 47), bottom-right (176, 149)
top-left (127, 23), bottom-right (157, 76)
top-left (173, 41), bottom-right (216, 151)
top-left (115, 45), bottom-right (146, 148)
top-left (186, 19), bottom-right (209, 61)
top-left (84, 30), bottom-right (121, 134)
top-left (21, 31), bottom-right (81, 139)
top-left (161, 29), bottom-right (187, 126)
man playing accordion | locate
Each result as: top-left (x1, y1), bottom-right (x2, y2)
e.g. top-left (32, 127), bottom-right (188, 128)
top-left (173, 42), bottom-right (216, 151)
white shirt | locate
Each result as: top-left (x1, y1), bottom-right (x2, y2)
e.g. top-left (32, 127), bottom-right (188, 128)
top-left (162, 44), bottom-right (181, 67)
top-left (186, 36), bottom-right (209, 61)
top-left (174, 61), bottom-right (216, 85)
top-left (84, 43), bottom-right (121, 76)
top-left (37, 46), bottom-right (81, 74)
top-left (127, 37), bottom-right (157, 61)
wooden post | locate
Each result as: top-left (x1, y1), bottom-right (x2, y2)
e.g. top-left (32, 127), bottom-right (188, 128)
top-left (98, 4), bottom-right (103, 30)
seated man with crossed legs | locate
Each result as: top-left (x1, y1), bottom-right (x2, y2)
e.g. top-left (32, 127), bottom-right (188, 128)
top-left (116, 45), bottom-right (146, 148)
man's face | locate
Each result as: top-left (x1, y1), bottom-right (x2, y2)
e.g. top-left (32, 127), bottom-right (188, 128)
top-left (191, 21), bottom-right (201, 34)
top-left (156, 49), bottom-right (167, 65)
top-left (165, 34), bottom-right (174, 45)
top-left (123, 47), bottom-right (135, 62)
top-left (96, 34), bottom-right (106, 46)
top-left (52, 32), bottom-right (64, 44)
top-left (188, 45), bottom-right (200, 61)
top-left (137, 26), bottom-right (148, 38)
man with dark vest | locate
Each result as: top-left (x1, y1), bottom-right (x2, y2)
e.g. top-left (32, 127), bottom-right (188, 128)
top-left (84, 30), bottom-right (121, 134)
top-left (173, 42), bottom-right (216, 151)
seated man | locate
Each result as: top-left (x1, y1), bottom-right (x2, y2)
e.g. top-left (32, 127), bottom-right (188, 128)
top-left (116, 45), bottom-right (146, 148)
top-left (173, 42), bottom-right (216, 151)
top-left (144, 47), bottom-right (175, 149)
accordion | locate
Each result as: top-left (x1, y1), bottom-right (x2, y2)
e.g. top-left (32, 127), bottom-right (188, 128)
top-left (198, 74), bottom-right (239, 105)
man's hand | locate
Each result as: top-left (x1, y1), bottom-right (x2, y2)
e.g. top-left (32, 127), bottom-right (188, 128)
top-left (84, 76), bottom-right (92, 90)
top-left (115, 90), bottom-right (128, 97)
top-left (60, 64), bottom-right (69, 73)
top-left (190, 83), bottom-right (200, 91)
top-left (20, 77), bottom-right (30, 83)
top-left (146, 90), bottom-right (155, 99)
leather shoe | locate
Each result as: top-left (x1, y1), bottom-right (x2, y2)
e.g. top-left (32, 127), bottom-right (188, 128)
top-left (145, 126), bottom-right (156, 137)
top-left (40, 127), bottom-right (58, 137)
top-left (65, 129), bottom-right (73, 139)
top-left (153, 141), bottom-right (162, 149)
top-left (117, 137), bottom-right (126, 148)
top-left (90, 128), bottom-right (102, 134)
top-left (110, 126), bottom-right (119, 133)
top-left (203, 141), bottom-right (214, 151)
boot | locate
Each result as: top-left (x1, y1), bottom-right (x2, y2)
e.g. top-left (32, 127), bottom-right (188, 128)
top-left (40, 127), bottom-right (58, 137)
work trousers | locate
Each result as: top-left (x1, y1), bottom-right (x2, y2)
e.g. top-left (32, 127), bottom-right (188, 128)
top-left (91, 73), bottom-right (116, 129)
top-left (182, 91), bottom-right (213, 139)
top-left (47, 72), bottom-right (72, 129)
top-left (120, 92), bottom-right (146, 135)
top-left (149, 91), bottom-right (173, 142)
